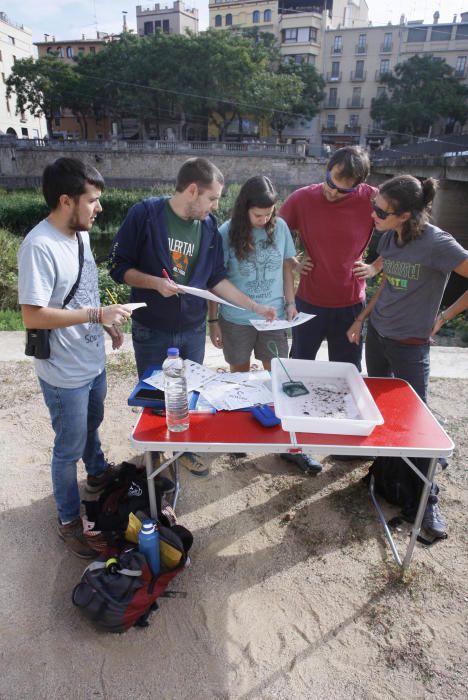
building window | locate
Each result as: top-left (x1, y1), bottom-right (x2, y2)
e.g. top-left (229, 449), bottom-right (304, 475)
top-left (215, 14), bottom-right (222, 27)
top-left (379, 59), bottom-right (390, 75)
top-left (21, 127), bottom-right (29, 137)
top-left (12, 55), bottom-right (16, 64)
top-left (0, 50), bottom-right (3, 62)
top-left (252, 11), bottom-right (260, 23)
top-left (383, 33), bottom-right (392, 51)
top-left (297, 27), bottom-right (314, 42)
top-left (333, 36), bottom-right (342, 53)
top-left (357, 34), bottom-right (367, 52)
top-left (264, 9), bottom-right (271, 22)
top-left (57, 47), bottom-right (64, 58)
top-left (328, 87), bottom-right (338, 107)
top-left (144, 21), bottom-right (154, 35)
top-left (407, 27), bottom-right (427, 42)
top-left (351, 87), bottom-right (362, 107)
top-left (456, 24), bottom-right (468, 40)
top-left (155, 20), bottom-right (161, 29)
top-left (355, 60), bottom-right (364, 78)
top-left (66, 47), bottom-right (74, 58)
top-left (89, 46), bottom-right (95, 54)
top-left (283, 28), bottom-right (297, 42)
top-left (431, 25), bottom-right (452, 42)
top-left (226, 13), bottom-right (232, 26)
top-left (376, 86), bottom-right (386, 98)
top-left (455, 56), bottom-right (466, 77)
top-left (326, 114), bottom-right (336, 129)
top-left (8, 35), bottom-right (15, 45)
top-left (331, 61), bottom-right (340, 79)
top-left (349, 114), bottom-right (359, 128)
top-left (163, 19), bottom-right (170, 33)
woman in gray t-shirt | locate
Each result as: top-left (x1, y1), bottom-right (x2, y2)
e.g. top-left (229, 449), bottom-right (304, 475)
top-left (347, 174), bottom-right (468, 539)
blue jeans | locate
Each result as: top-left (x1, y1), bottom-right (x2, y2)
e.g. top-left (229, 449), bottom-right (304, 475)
top-left (39, 371), bottom-right (108, 523)
top-left (365, 322), bottom-right (430, 403)
top-left (291, 298), bottom-right (364, 371)
top-left (132, 318), bottom-right (206, 379)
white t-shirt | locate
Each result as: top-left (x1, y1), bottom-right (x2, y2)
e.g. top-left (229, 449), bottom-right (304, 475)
top-left (18, 219), bottom-right (105, 388)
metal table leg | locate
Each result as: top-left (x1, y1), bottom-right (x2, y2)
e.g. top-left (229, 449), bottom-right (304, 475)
top-left (369, 457), bottom-right (438, 570)
top-left (144, 450), bottom-right (183, 519)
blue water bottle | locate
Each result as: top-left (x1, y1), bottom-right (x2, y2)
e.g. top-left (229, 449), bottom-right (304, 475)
top-left (138, 520), bottom-right (161, 576)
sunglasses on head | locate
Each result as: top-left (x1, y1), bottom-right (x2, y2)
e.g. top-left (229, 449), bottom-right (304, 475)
top-left (372, 201), bottom-right (398, 220)
top-left (325, 170), bottom-right (357, 194)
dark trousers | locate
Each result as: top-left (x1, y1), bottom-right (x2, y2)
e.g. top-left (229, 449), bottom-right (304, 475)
top-left (291, 298), bottom-right (364, 371)
top-left (365, 321), bottom-right (437, 501)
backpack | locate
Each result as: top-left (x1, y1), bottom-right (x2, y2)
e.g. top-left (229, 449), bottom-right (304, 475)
top-left (364, 456), bottom-right (424, 521)
top-left (72, 547), bottom-right (187, 633)
top-left (82, 462), bottom-right (153, 551)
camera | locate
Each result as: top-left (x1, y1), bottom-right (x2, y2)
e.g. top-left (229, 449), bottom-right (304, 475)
top-left (25, 329), bottom-right (51, 359)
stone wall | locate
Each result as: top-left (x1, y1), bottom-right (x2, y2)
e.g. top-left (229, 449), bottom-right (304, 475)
top-left (0, 145), bottom-right (324, 190)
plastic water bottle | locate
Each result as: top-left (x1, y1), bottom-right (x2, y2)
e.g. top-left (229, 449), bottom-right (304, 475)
top-left (162, 347), bottom-right (190, 432)
top-left (138, 520), bottom-right (161, 576)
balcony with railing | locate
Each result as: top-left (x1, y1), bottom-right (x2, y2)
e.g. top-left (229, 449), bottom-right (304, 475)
top-left (350, 70), bottom-right (366, 82)
top-left (322, 98), bottom-right (340, 109)
top-left (375, 69), bottom-right (390, 81)
top-left (455, 68), bottom-right (467, 79)
top-left (326, 72), bottom-right (342, 82)
top-left (355, 44), bottom-right (367, 54)
top-left (331, 46), bottom-right (342, 54)
top-left (344, 124), bottom-right (361, 134)
top-left (321, 126), bottom-right (338, 134)
top-left (380, 41), bottom-right (393, 53)
top-left (346, 98), bottom-right (364, 109)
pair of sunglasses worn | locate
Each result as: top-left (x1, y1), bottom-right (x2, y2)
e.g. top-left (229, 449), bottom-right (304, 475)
top-left (371, 201), bottom-right (398, 220)
top-left (325, 170), bottom-right (358, 194)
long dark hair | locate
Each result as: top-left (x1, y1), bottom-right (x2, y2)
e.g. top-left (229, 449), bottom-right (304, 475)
top-left (229, 176), bottom-right (278, 260)
top-left (379, 175), bottom-right (438, 243)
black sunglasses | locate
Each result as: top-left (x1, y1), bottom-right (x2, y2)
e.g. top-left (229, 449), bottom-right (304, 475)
top-left (372, 201), bottom-right (398, 220)
top-left (325, 170), bottom-right (357, 194)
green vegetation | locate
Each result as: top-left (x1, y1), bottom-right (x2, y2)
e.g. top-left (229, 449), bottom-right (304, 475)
top-left (6, 30), bottom-right (325, 141)
top-left (0, 310), bottom-right (23, 330)
top-left (0, 228), bottom-right (21, 311)
top-left (371, 55), bottom-right (468, 142)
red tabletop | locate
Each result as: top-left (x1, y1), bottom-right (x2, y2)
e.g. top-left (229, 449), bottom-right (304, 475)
top-left (131, 378), bottom-right (454, 458)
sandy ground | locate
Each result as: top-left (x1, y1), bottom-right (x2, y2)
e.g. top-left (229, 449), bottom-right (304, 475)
top-left (0, 351), bottom-right (467, 700)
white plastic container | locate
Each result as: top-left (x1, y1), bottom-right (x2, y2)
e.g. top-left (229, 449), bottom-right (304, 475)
top-left (271, 358), bottom-right (384, 436)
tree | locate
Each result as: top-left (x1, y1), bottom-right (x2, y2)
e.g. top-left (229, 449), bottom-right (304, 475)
top-left (6, 54), bottom-right (76, 135)
top-left (371, 54), bottom-right (468, 142)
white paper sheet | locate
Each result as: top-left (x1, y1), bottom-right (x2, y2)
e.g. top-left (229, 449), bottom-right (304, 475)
top-left (142, 360), bottom-right (217, 393)
top-left (200, 381), bottom-right (273, 411)
top-left (176, 284), bottom-right (244, 310)
top-left (123, 302), bottom-right (147, 311)
top-left (249, 312), bottom-right (315, 331)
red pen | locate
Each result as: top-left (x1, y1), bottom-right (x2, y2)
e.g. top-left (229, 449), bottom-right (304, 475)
top-left (162, 268), bottom-right (179, 294)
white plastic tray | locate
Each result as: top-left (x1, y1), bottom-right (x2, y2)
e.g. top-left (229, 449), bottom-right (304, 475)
top-left (271, 358), bottom-right (384, 436)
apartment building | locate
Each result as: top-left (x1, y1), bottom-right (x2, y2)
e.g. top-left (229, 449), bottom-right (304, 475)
top-left (35, 33), bottom-right (112, 140)
top-left (209, 3), bottom-right (468, 149)
top-left (137, 2), bottom-right (199, 36)
top-left (0, 12), bottom-right (46, 139)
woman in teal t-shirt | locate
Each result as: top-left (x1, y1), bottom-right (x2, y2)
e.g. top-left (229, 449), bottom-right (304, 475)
top-left (208, 176), bottom-right (298, 372)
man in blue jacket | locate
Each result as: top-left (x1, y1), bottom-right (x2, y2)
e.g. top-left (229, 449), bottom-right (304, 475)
top-left (109, 157), bottom-right (275, 475)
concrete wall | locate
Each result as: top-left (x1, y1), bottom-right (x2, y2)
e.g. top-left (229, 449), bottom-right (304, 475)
top-left (0, 146), bottom-right (324, 189)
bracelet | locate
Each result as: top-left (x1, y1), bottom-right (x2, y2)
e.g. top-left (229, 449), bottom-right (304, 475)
top-left (207, 319), bottom-right (219, 324)
top-left (87, 307), bottom-right (102, 325)
top-left (440, 311), bottom-right (447, 323)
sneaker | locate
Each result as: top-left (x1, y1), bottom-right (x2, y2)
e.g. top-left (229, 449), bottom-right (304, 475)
top-left (85, 463), bottom-right (121, 493)
top-left (178, 452), bottom-right (209, 477)
top-left (422, 501), bottom-right (447, 539)
top-left (57, 518), bottom-right (95, 559)
top-left (281, 453), bottom-right (322, 475)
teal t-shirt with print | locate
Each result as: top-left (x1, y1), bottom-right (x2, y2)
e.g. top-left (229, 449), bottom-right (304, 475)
top-left (165, 201), bottom-right (202, 284)
top-left (218, 216), bottom-right (296, 325)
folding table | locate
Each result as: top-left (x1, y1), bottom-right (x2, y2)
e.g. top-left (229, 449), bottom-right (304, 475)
top-left (130, 378), bottom-right (453, 570)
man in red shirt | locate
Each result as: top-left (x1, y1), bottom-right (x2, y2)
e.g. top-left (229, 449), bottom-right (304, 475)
top-left (280, 146), bottom-right (381, 370)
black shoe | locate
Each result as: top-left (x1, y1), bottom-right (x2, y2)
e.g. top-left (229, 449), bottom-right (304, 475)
top-left (422, 501), bottom-right (447, 539)
top-left (438, 457), bottom-right (449, 469)
top-left (154, 475), bottom-right (175, 494)
top-left (281, 453), bottom-right (322, 474)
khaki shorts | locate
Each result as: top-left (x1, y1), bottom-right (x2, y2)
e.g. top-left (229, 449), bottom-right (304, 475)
top-left (219, 316), bottom-right (289, 366)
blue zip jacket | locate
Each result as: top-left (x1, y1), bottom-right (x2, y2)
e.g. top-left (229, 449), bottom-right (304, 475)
top-left (108, 197), bottom-right (227, 332)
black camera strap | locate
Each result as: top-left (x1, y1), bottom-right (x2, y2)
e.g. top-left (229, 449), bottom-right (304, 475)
top-left (62, 232), bottom-right (84, 308)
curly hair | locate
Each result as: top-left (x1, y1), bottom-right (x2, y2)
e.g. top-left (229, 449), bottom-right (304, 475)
top-left (229, 176), bottom-right (278, 260)
top-left (379, 175), bottom-right (438, 243)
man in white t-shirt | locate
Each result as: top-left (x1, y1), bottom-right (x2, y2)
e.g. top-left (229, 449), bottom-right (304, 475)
top-left (18, 158), bottom-right (131, 558)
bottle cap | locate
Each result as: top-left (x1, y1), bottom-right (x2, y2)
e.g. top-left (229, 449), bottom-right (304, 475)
top-left (141, 520), bottom-right (155, 534)
top-left (167, 347), bottom-right (179, 357)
